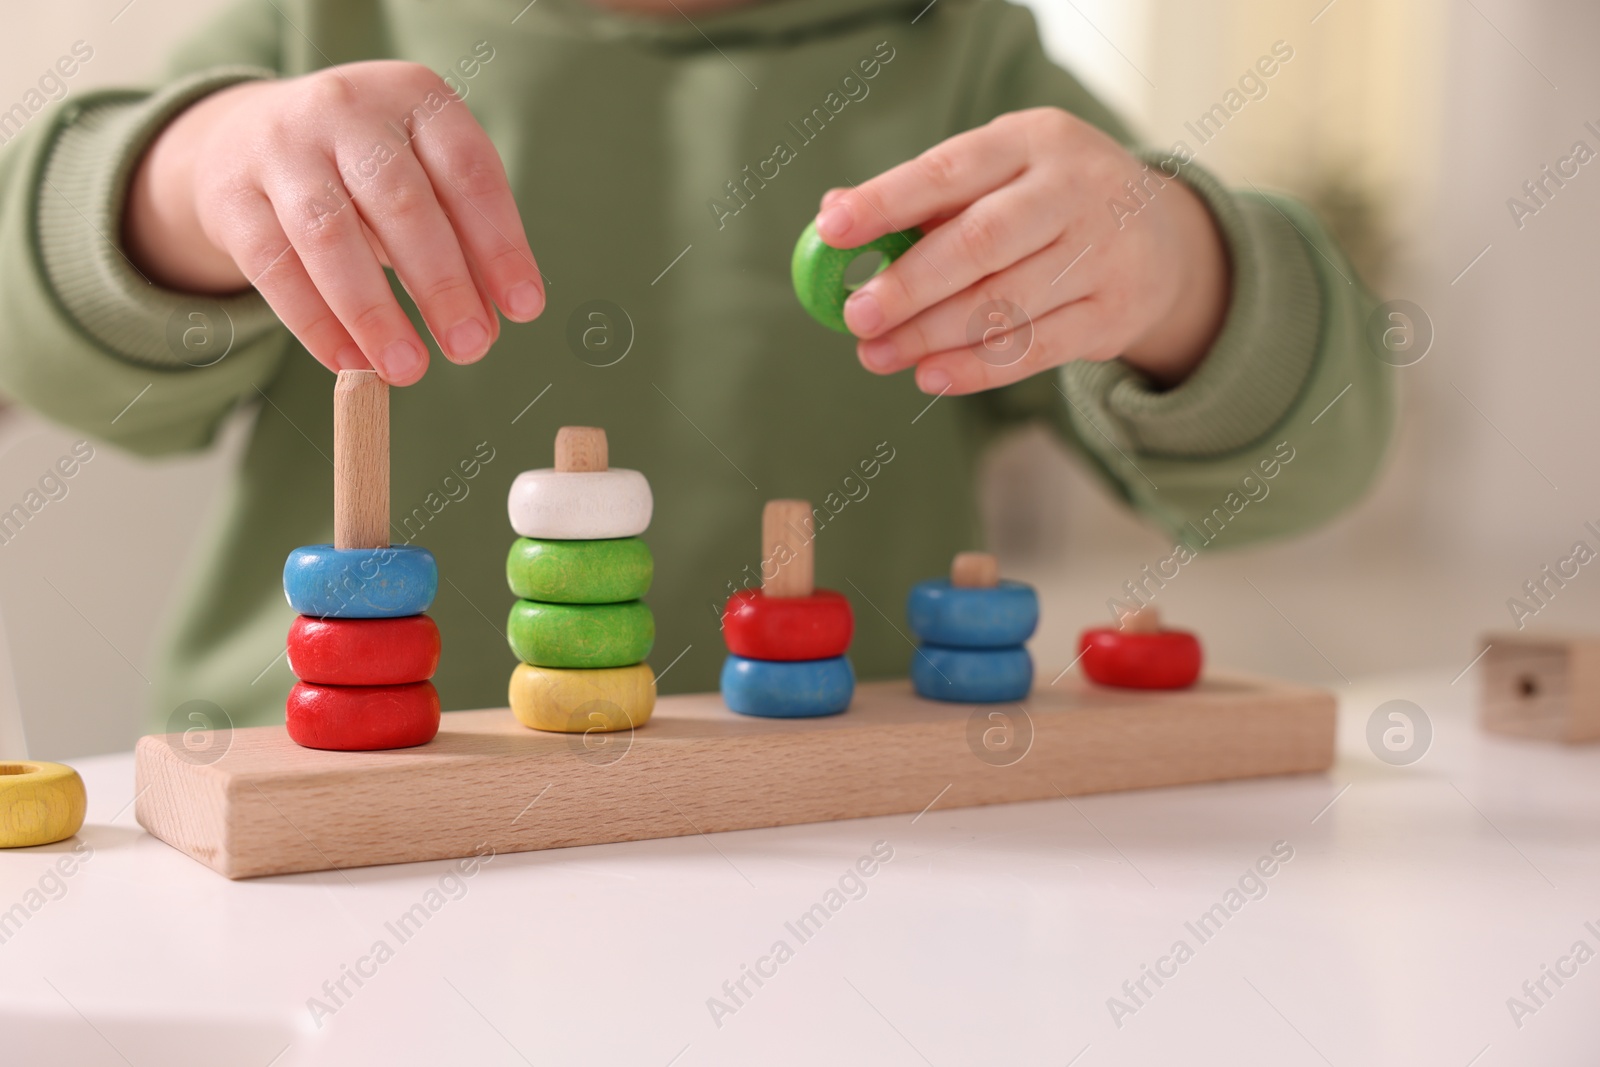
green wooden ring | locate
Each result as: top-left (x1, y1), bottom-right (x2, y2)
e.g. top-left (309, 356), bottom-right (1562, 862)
top-left (505, 537), bottom-right (653, 604)
top-left (791, 220), bottom-right (921, 333)
top-left (506, 600), bottom-right (654, 669)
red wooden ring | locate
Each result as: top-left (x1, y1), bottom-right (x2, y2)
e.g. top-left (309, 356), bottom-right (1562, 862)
top-left (1078, 628), bottom-right (1203, 690)
top-left (722, 589), bottom-right (853, 661)
top-left (286, 681), bottom-right (441, 751)
top-left (287, 615), bottom-right (441, 686)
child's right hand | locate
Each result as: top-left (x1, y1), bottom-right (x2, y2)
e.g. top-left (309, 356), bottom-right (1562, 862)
top-left (124, 62), bottom-right (546, 385)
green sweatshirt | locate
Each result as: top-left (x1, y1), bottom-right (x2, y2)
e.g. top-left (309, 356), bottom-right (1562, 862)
top-left (0, 0), bottom-right (1392, 729)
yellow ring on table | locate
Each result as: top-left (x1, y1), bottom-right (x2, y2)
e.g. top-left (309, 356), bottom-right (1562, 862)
top-left (509, 662), bottom-right (656, 733)
top-left (0, 761), bottom-right (87, 848)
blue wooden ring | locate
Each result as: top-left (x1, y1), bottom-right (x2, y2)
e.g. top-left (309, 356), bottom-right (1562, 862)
top-left (906, 579), bottom-right (1039, 648)
top-left (720, 654), bottom-right (855, 719)
top-left (283, 544), bottom-right (438, 619)
top-left (911, 645), bottom-right (1032, 703)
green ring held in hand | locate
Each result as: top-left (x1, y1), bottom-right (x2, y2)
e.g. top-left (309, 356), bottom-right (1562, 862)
top-left (791, 220), bottom-right (921, 333)
top-left (505, 537), bottom-right (653, 604)
top-left (506, 600), bottom-right (655, 668)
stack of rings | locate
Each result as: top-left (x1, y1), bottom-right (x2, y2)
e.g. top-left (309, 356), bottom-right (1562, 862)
top-left (907, 554), bottom-right (1038, 703)
top-left (720, 589), bottom-right (856, 718)
top-left (505, 428), bottom-right (656, 733)
top-left (719, 499), bottom-right (855, 719)
top-left (282, 544), bottom-right (442, 750)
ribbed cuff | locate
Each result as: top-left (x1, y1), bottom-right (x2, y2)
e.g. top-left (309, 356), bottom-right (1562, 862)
top-left (36, 67), bottom-right (281, 370)
top-left (1059, 150), bottom-right (1323, 459)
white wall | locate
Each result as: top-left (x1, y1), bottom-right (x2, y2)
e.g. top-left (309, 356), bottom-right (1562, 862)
top-left (0, 0), bottom-right (245, 760)
top-left (990, 0), bottom-right (1600, 700)
top-left (2, 0), bottom-right (1593, 757)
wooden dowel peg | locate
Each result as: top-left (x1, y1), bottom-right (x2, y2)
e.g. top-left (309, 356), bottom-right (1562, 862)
top-left (555, 427), bottom-right (608, 473)
top-left (951, 552), bottom-right (999, 588)
top-left (762, 499), bottom-right (814, 598)
top-left (334, 370), bottom-right (389, 550)
top-left (1122, 606), bottom-right (1162, 633)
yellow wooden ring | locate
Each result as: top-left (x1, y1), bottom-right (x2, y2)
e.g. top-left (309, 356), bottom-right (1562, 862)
top-left (0, 761), bottom-right (87, 848)
top-left (509, 662), bottom-right (655, 733)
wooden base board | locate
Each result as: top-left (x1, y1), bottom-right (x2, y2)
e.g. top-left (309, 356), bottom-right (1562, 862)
top-left (135, 674), bottom-right (1335, 879)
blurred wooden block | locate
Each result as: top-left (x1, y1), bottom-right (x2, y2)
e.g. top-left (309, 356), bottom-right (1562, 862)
top-left (136, 674), bottom-right (1334, 879)
top-left (1479, 633), bottom-right (1600, 743)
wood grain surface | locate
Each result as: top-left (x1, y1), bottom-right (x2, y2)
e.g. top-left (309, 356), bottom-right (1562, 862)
top-left (762, 499), bottom-right (814, 598)
top-left (136, 674), bottom-right (1335, 879)
top-left (333, 370), bottom-right (389, 550)
top-left (554, 426), bottom-right (607, 473)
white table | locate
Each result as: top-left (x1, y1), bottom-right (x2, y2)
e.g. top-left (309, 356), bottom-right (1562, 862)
top-left (3, 672), bottom-right (1597, 1066)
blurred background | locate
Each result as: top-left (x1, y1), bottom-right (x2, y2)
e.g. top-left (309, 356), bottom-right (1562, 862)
top-left (0, 0), bottom-right (1593, 758)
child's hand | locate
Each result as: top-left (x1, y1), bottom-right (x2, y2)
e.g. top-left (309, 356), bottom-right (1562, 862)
top-left (813, 108), bottom-right (1230, 395)
top-left (125, 62), bottom-right (545, 385)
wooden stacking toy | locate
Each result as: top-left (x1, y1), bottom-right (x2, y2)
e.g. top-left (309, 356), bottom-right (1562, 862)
top-left (1079, 607), bottom-right (1202, 689)
top-left (907, 552), bottom-right (1038, 703)
top-left (505, 427), bottom-right (656, 733)
top-left (281, 371), bottom-right (441, 750)
top-left (0, 760), bottom-right (86, 848)
top-left (720, 500), bottom-right (855, 718)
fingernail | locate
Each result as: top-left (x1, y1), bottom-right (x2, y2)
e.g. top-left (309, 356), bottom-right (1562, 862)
top-left (446, 319), bottom-right (490, 361)
top-left (506, 281), bottom-right (544, 321)
top-left (844, 290), bottom-right (882, 335)
top-left (918, 367), bottom-right (952, 394)
top-left (859, 337), bottom-right (897, 371)
top-left (379, 340), bottom-right (425, 382)
top-left (334, 344), bottom-right (369, 371)
top-left (816, 204), bottom-right (852, 242)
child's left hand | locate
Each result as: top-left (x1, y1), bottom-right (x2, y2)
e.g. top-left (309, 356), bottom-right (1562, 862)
top-left (814, 107), bottom-right (1231, 395)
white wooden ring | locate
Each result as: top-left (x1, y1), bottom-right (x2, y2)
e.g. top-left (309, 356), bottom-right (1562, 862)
top-left (507, 468), bottom-right (653, 540)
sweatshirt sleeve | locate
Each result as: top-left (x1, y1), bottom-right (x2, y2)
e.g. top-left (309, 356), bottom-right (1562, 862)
top-left (0, 2), bottom-right (290, 457)
top-left (951, 0), bottom-right (1394, 548)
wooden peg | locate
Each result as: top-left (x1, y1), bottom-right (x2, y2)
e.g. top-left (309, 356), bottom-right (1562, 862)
top-left (555, 427), bottom-right (608, 473)
top-left (1122, 606), bottom-right (1162, 633)
top-left (334, 370), bottom-right (389, 550)
top-left (951, 552), bottom-right (998, 588)
top-left (762, 499), bottom-right (814, 598)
